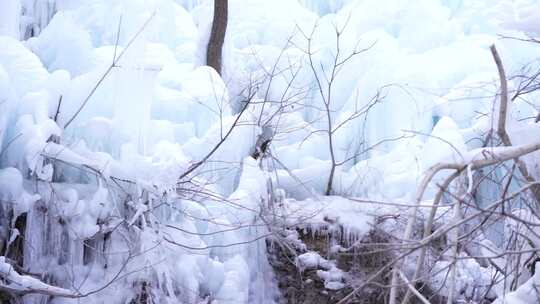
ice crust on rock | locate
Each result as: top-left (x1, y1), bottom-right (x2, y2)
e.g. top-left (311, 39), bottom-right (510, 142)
top-left (0, 0), bottom-right (540, 303)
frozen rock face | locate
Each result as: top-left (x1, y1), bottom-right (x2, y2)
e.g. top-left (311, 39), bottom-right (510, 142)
top-left (0, 0), bottom-right (539, 303)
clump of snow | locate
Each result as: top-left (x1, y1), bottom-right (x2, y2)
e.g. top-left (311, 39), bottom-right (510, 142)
top-left (297, 251), bottom-right (324, 269)
top-left (317, 267), bottom-right (345, 290)
top-left (296, 251), bottom-right (346, 290)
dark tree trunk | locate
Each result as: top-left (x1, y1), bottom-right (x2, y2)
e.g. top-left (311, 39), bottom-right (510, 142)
top-left (206, 0), bottom-right (228, 75)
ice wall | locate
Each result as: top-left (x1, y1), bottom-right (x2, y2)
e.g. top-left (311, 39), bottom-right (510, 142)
top-left (0, 0), bottom-right (540, 303)
top-left (0, 0), bottom-right (21, 39)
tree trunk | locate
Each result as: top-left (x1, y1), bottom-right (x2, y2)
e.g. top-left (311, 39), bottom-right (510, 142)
top-left (206, 0), bottom-right (228, 75)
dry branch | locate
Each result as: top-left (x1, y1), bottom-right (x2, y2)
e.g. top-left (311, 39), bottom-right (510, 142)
top-left (388, 140), bottom-right (540, 304)
top-left (490, 44), bottom-right (540, 207)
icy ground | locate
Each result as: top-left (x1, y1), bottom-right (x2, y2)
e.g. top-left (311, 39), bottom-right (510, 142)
top-left (0, 0), bottom-right (540, 303)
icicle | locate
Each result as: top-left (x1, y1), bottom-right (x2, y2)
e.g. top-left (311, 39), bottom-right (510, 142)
top-left (21, 0), bottom-right (57, 38)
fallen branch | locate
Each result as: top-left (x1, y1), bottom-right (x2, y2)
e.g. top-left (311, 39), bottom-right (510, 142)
top-left (0, 257), bottom-right (80, 298)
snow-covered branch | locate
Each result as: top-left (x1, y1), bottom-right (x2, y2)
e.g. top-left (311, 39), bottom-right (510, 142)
top-left (0, 257), bottom-right (80, 298)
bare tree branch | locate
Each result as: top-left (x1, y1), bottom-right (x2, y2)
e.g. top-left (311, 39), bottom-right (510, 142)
top-left (491, 44), bottom-right (540, 207)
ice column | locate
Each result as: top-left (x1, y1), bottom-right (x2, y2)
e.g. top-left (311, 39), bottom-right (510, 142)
top-left (112, 36), bottom-right (159, 156)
